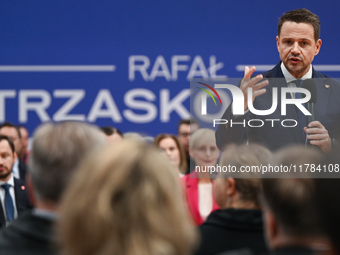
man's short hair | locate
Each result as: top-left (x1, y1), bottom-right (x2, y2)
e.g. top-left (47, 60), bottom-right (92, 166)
top-left (177, 119), bottom-right (199, 134)
top-left (0, 122), bottom-right (21, 139)
top-left (0, 135), bottom-right (15, 154)
top-left (278, 8), bottom-right (321, 41)
top-left (261, 145), bottom-right (325, 237)
top-left (28, 121), bottom-right (105, 203)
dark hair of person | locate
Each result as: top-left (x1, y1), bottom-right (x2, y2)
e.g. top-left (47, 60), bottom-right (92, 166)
top-left (0, 135), bottom-right (15, 154)
top-left (0, 122), bottom-right (21, 139)
top-left (100, 126), bottom-right (123, 137)
top-left (177, 119), bottom-right (199, 134)
top-left (278, 8), bottom-right (321, 41)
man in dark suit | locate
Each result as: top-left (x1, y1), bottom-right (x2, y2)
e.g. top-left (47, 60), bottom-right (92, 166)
top-left (0, 135), bottom-right (32, 228)
top-left (0, 122), bottom-right (105, 255)
top-left (216, 9), bottom-right (340, 153)
top-left (0, 122), bottom-right (27, 181)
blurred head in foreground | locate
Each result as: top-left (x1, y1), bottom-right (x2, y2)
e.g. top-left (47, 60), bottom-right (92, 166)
top-left (214, 144), bottom-right (272, 210)
top-left (154, 133), bottom-right (187, 175)
top-left (315, 147), bottom-right (340, 255)
top-left (100, 126), bottom-right (123, 143)
top-left (57, 140), bottom-right (198, 255)
top-left (261, 145), bottom-right (327, 251)
top-left (29, 121), bottom-right (105, 207)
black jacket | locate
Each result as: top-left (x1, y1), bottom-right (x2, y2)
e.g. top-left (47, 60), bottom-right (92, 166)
top-left (0, 211), bottom-right (56, 255)
top-left (0, 178), bottom-right (32, 228)
top-left (195, 208), bottom-right (268, 255)
top-left (18, 159), bottom-right (27, 181)
top-left (218, 246), bottom-right (315, 255)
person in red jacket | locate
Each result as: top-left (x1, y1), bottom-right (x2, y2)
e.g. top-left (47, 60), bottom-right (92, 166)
top-left (182, 128), bottom-right (220, 225)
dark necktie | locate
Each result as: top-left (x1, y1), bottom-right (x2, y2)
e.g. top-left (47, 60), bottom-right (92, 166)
top-left (293, 79), bottom-right (306, 141)
top-left (2, 184), bottom-right (14, 222)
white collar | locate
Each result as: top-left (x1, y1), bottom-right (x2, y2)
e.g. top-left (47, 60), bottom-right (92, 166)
top-left (280, 62), bottom-right (313, 83)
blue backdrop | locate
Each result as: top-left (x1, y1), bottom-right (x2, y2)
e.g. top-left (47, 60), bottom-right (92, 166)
top-left (1, 0), bottom-right (340, 136)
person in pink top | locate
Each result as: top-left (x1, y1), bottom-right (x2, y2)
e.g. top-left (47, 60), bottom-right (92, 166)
top-left (181, 128), bottom-right (220, 225)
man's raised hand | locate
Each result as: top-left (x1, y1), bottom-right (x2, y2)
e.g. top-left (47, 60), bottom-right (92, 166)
top-left (241, 66), bottom-right (269, 110)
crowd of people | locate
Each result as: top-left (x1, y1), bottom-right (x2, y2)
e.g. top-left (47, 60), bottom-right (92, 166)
top-left (0, 7), bottom-right (340, 255)
top-left (0, 118), bottom-right (338, 255)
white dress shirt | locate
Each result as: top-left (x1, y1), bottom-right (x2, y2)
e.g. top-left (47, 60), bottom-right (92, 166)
top-left (281, 62), bottom-right (313, 98)
top-left (12, 158), bottom-right (20, 179)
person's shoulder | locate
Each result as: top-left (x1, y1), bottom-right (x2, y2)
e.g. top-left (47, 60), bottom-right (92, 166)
top-left (260, 63), bottom-right (283, 78)
top-left (181, 173), bottom-right (198, 187)
top-left (14, 177), bottom-right (25, 186)
top-left (314, 70), bottom-right (340, 89)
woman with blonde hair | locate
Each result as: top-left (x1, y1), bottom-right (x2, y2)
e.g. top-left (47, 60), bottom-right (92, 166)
top-left (57, 140), bottom-right (198, 255)
top-left (182, 128), bottom-right (220, 226)
top-left (154, 133), bottom-right (187, 176)
top-left (195, 144), bottom-right (271, 255)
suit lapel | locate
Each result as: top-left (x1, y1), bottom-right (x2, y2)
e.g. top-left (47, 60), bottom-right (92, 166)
top-left (266, 75), bottom-right (303, 143)
top-left (264, 63), bottom-right (314, 143)
top-left (279, 79), bottom-right (304, 143)
top-left (0, 202), bottom-right (6, 227)
top-left (185, 175), bottom-right (201, 224)
top-left (14, 178), bottom-right (29, 215)
top-left (314, 77), bottom-right (330, 117)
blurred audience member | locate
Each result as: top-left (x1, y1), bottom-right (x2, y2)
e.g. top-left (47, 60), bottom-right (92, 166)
top-left (100, 126), bottom-right (123, 143)
top-left (0, 135), bottom-right (32, 228)
top-left (177, 119), bottom-right (199, 174)
top-left (18, 125), bottom-right (29, 164)
top-left (124, 132), bottom-right (144, 141)
top-left (196, 144), bottom-right (271, 255)
top-left (0, 121), bottom-right (105, 255)
top-left (57, 139), bottom-right (198, 255)
top-left (261, 145), bottom-right (329, 255)
top-left (315, 148), bottom-right (340, 255)
top-left (182, 128), bottom-right (220, 225)
top-left (154, 134), bottom-right (187, 176)
top-left (0, 122), bottom-right (26, 181)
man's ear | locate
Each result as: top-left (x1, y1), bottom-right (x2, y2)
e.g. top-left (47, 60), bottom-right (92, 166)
top-left (315, 39), bottom-right (322, 56)
top-left (225, 178), bottom-right (237, 196)
top-left (26, 174), bottom-right (36, 207)
top-left (264, 209), bottom-right (278, 250)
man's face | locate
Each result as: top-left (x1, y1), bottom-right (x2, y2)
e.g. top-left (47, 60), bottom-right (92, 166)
top-left (0, 140), bottom-right (16, 182)
top-left (0, 127), bottom-right (21, 155)
top-left (178, 124), bottom-right (191, 153)
top-left (276, 21), bottom-right (322, 78)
